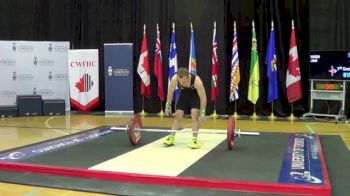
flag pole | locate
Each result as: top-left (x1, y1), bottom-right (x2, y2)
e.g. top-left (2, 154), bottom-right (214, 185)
top-left (159, 101), bottom-right (164, 117)
top-left (252, 104), bottom-right (257, 119)
top-left (211, 102), bottom-right (218, 118)
top-left (141, 96), bottom-right (146, 116)
top-left (233, 100), bottom-right (238, 119)
top-left (289, 103), bottom-right (294, 120)
top-left (269, 102), bottom-right (275, 120)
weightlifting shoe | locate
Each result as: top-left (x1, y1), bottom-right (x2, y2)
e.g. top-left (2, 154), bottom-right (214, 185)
top-left (163, 135), bottom-right (175, 146)
top-left (188, 138), bottom-right (200, 149)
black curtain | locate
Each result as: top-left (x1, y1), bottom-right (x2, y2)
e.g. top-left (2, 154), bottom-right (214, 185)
top-left (0, 0), bottom-right (311, 116)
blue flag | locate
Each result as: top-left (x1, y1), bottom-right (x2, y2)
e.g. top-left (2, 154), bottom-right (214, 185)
top-left (168, 23), bottom-right (179, 102)
top-left (265, 22), bottom-right (279, 103)
top-left (188, 24), bottom-right (197, 75)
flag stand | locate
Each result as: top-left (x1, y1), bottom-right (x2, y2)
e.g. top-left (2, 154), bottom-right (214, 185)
top-left (269, 102), bottom-right (276, 120)
top-left (289, 103), bottom-right (295, 121)
top-left (159, 101), bottom-right (164, 117)
top-left (233, 101), bottom-right (239, 119)
top-left (211, 102), bottom-right (218, 118)
top-left (252, 104), bottom-right (257, 120)
top-left (141, 96), bottom-right (146, 116)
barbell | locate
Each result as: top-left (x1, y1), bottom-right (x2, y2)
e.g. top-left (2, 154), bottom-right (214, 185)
top-left (110, 115), bottom-right (259, 150)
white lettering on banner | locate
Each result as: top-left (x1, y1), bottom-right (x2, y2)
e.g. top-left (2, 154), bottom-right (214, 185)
top-left (291, 138), bottom-right (305, 170)
top-left (70, 61), bottom-right (97, 67)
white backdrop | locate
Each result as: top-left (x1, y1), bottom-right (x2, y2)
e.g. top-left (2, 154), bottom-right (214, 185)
top-left (0, 41), bottom-right (70, 111)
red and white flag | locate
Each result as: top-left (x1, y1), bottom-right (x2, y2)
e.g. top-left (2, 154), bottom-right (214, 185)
top-left (154, 24), bottom-right (164, 101)
top-left (68, 49), bottom-right (99, 112)
top-left (137, 24), bottom-right (151, 98)
top-left (211, 21), bottom-right (219, 101)
top-left (286, 20), bottom-right (302, 103)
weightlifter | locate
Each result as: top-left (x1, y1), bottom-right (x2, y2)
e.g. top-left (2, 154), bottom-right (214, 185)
top-left (164, 67), bottom-right (207, 149)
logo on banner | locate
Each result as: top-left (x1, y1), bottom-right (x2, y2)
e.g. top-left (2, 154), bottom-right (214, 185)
top-left (34, 57), bottom-right (38, 65)
top-left (38, 89), bottom-right (54, 97)
top-left (48, 43), bottom-right (53, 52)
top-left (53, 45), bottom-right (69, 52)
top-left (75, 73), bottom-right (94, 93)
top-left (278, 134), bottom-right (324, 185)
top-left (0, 58), bottom-right (16, 66)
top-left (48, 71), bottom-right (53, 80)
top-left (14, 44), bottom-right (34, 52)
top-left (108, 66), bottom-right (113, 76)
top-left (107, 66), bottom-right (130, 77)
top-left (0, 90), bottom-right (16, 98)
top-left (12, 72), bottom-right (17, 80)
top-left (12, 42), bottom-right (16, 51)
top-left (0, 152), bottom-right (26, 160)
top-left (33, 87), bottom-right (37, 95)
top-left (114, 68), bottom-right (130, 76)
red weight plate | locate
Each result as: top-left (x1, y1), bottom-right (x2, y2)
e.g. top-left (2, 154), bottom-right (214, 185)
top-left (227, 116), bottom-right (235, 150)
top-left (127, 115), bottom-right (142, 145)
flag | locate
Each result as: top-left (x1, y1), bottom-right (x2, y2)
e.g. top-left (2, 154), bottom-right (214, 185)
top-left (211, 21), bottom-right (219, 101)
top-left (229, 21), bottom-right (240, 102)
top-left (265, 21), bottom-right (279, 103)
top-left (286, 20), bottom-right (302, 103)
top-left (248, 21), bottom-right (260, 104)
top-left (154, 24), bottom-right (164, 101)
top-left (188, 23), bottom-right (197, 75)
top-left (168, 23), bottom-right (179, 101)
top-left (137, 24), bottom-right (151, 98)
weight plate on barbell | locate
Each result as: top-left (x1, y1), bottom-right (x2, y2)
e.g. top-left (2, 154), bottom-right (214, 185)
top-left (127, 115), bottom-right (142, 145)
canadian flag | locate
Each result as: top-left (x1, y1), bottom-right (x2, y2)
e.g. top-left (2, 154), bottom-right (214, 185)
top-left (286, 20), bottom-right (302, 103)
top-left (137, 24), bottom-right (151, 98)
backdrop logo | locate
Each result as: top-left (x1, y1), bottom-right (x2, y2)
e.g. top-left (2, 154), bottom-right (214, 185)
top-left (12, 72), bottom-right (17, 80)
top-left (33, 56), bottom-right (38, 65)
top-left (12, 42), bottom-right (16, 51)
top-left (53, 73), bottom-right (66, 80)
top-left (75, 73), bottom-right (94, 92)
top-left (48, 43), bottom-right (53, 52)
top-left (48, 71), bottom-right (53, 80)
top-left (15, 44), bottom-right (34, 52)
top-left (108, 66), bottom-right (113, 76)
top-left (0, 58), bottom-right (16, 66)
top-left (0, 90), bottom-right (16, 97)
top-left (17, 74), bottom-right (34, 81)
top-left (38, 89), bottom-right (54, 96)
top-left (33, 87), bottom-right (37, 95)
top-left (33, 56), bottom-right (54, 66)
top-left (53, 45), bottom-right (69, 52)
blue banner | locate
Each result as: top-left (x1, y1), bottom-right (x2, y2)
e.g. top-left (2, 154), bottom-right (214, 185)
top-left (104, 44), bottom-right (133, 113)
top-left (278, 134), bottom-right (324, 185)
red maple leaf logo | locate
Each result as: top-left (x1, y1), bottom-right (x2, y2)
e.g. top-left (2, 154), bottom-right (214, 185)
top-left (75, 76), bottom-right (85, 92)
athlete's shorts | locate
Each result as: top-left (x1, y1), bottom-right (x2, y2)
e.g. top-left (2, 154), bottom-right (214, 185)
top-left (175, 89), bottom-right (200, 113)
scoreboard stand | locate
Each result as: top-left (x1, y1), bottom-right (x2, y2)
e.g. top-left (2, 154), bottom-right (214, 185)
top-left (302, 79), bottom-right (347, 122)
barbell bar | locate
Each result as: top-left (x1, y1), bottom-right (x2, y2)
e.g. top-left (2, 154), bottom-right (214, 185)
top-left (110, 115), bottom-right (260, 150)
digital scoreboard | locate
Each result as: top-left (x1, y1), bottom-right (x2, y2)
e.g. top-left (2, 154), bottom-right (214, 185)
top-left (314, 82), bottom-right (343, 90)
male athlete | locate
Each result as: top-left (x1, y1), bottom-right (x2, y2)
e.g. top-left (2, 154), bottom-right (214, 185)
top-left (164, 67), bottom-right (207, 149)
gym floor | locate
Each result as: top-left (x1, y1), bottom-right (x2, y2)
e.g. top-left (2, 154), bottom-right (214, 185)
top-left (0, 113), bottom-right (349, 195)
